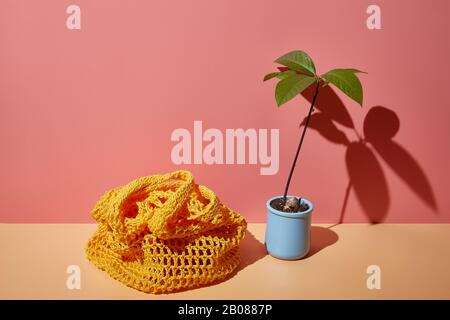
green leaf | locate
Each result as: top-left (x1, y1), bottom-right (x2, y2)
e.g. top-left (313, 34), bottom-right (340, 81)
top-left (343, 68), bottom-right (367, 74)
top-left (322, 69), bottom-right (364, 106)
top-left (263, 70), bottom-right (297, 82)
top-left (276, 70), bottom-right (296, 80)
top-left (263, 72), bottom-right (280, 81)
top-left (275, 51), bottom-right (316, 76)
top-left (275, 74), bottom-right (316, 106)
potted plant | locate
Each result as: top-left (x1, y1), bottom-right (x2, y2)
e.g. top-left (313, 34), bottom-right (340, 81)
top-left (263, 50), bottom-right (365, 260)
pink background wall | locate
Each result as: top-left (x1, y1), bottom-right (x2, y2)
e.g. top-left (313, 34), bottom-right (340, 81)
top-left (1, 0), bottom-right (449, 223)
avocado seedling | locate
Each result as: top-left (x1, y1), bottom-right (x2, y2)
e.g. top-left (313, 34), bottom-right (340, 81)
top-left (264, 50), bottom-right (366, 213)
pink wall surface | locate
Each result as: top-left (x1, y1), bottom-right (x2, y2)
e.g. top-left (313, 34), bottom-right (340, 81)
top-left (1, 0), bottom-right (449, 223)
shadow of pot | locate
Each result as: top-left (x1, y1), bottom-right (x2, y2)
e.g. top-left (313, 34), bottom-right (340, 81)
top-left (264, 196), bottom-right (313, 260)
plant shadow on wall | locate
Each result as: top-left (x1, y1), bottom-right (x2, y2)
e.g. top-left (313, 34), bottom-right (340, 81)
top-left (300, 85), bottom-right (438, 223)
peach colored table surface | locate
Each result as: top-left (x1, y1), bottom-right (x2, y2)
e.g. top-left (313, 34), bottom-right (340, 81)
top-left (1, 223), bottom-right (449, 300)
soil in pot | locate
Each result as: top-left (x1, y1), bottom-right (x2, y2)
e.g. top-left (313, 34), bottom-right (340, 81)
top-left (270, 197), bottom-right (309, 213)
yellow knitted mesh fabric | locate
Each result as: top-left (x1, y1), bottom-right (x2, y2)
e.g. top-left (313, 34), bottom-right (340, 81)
top-left (86, 170), bottom-right (247, 294)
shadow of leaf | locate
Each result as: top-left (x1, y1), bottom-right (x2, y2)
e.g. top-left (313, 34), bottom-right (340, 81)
top-left (345, 142), bottom-right (390, 223)
top-left (363, 106), bottom-right (400, 141)
top-left (301, 112), bottom-right (350, 146)
top-left (364, 106), bottom-right (438, 211)
top-left (372, 141), bottom-right (438, 211)
top-left (302, 84), bottom-right (354, 128)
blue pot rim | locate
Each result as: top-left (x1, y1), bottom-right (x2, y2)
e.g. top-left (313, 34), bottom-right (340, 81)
top-left (266, 196), bottom-right (313, 218)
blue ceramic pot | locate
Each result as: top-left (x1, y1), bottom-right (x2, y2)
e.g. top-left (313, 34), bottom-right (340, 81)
top-left (265, 196), bottom-right (313, 260)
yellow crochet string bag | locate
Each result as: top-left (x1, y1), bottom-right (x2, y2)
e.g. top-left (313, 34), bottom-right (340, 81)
top-left (86, 170), bottom-right (247, 293)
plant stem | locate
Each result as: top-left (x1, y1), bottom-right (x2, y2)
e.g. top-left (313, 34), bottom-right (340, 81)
top-left (283, 80), bottom-right (320, 200)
